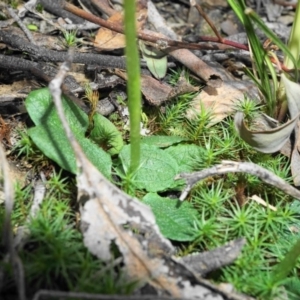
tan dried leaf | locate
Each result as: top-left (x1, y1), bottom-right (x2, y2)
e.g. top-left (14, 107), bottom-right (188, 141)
top-left (187, 80), bottom-right (259, 125)
top-left (94, 6), bottom-right (147, 51)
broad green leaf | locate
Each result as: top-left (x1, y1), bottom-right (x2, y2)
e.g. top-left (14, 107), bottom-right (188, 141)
top-left (165, 144), bottom-right (204, 173)
top-left (26, 88), bottom-right (88, 133)
top-left (90, 113), bottom-right (124, 155)
top-left (141, 135), bottom-right (187, 148)
top-left (139, 40), bottom-right (167, 79)
top-left (234, 111), bottom-right (298, 153)
top-left (26, 88), bottom-right (112, 178)
top-left (119, 144), bottom-right (179, 192)
top-left (29, 126), bottom-right (111, 178)
top-left (143, 193), bottom-right (199, 241)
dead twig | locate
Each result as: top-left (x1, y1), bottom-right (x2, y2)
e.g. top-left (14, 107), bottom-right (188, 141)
top-left (177, 160), bottom-right (300, 201)
top-left (62, 1), bottom-right (247, 52)
top-left (0, 28), bottom-right (128, 69)
top-left (14, 173), bottom-right (47, 251)
top-left (0, 53), bottom-right (87, 111)
top-left (5, 4), bottom-right (35, 44)
top-left (190, 0), bottom-right (223, 43)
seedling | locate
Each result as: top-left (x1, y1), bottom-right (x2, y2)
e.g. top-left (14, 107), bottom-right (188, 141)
top-left (62, 30), bottom-right (79, 48)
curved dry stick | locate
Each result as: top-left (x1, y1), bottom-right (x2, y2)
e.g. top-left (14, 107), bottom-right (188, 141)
top-left (177, 160), bottom-right (300, 201)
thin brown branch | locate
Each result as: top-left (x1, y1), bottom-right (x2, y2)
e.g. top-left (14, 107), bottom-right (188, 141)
top-left (190, 0), bottom-right (224, 43)
top-left (62, 1), bottom-right (248, 51)
top-left (5, 4), bottom-right (35, 44)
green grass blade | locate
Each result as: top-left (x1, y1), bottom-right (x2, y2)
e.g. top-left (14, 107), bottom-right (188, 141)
top-left (272, 239), bottom-right (300, 283)
top-left (285, 0), bottom-right (300, 71)
top-left (228, 0), bottom-right (278, 116)
top-left (245, 7), bottom-right (298, 79)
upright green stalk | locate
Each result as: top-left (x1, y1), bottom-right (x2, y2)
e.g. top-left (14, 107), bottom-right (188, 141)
top-left (124, 0), bottom-right (141, 173)
top-left (284, 0), bottom-right (300, 70)
top-left (277, 0), bottom-right (300, 120)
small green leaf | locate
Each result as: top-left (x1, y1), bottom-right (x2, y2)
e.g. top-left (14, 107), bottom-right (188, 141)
top-left (141, 135), bottom-right (187, 148)
top-left (27, 24), bottom-right (38, 31)
top-left (143, 193), bottom-right (198, 241)
top-left (119, 144), bottom-right (179, 192)
top-left (90, 113), bottom-right (124, 155)
top-left (25, 88), bottom-right (112, 178)
top-left (139, 41), bottom-right (168, 79)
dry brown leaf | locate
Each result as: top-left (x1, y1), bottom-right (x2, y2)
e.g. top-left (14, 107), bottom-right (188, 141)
top-left (94, 5), bottom-right (147, 51)
top-left (187, 80), bottom-right (260, 125)
top-left (94, 12), bottom-right (125, 51)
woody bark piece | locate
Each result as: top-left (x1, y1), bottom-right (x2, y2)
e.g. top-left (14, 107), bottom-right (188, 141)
top-left (170, 49), bottom-right (222, 88)
top-left (50, 64), bottom-right (227, 299)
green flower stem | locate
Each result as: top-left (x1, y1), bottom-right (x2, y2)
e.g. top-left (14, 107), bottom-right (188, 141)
top-left (124, 0), bottom-right (141, 173)
top-left (284, 0), bottom-right (300, 70)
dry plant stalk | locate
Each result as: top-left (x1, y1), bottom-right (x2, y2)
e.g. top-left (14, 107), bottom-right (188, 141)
top-left (0, 144), bottom-right (26, 300)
